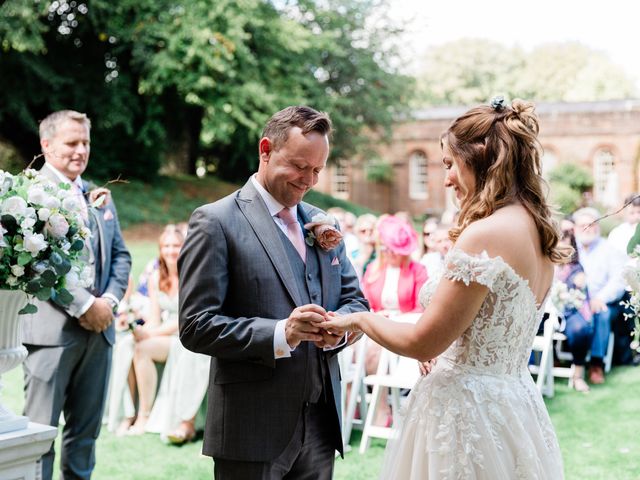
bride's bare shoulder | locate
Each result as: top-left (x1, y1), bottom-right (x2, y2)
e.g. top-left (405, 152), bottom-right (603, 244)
top-left (456, 206), bottom-right (533, 258)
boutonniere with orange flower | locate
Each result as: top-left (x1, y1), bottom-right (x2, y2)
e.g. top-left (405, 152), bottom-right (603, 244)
top-left (304, 213), bottom-right (343, 251)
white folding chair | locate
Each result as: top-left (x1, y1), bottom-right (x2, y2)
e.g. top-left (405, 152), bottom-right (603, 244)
top-left (358, 349), bottom-right (420, 453)
top-left (338, 336), bottom-right (368, 450)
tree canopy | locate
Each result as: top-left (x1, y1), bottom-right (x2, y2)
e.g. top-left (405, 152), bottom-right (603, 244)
top-left (414, 39), bottom-right (638, 107)
top-left (0, 0), bottom-right (412, 181)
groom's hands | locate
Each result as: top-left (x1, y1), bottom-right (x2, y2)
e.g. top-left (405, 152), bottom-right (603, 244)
top-left (285, 304), bottom-right (344, 349)
top-left (285, 304), bottom-right (329, 349)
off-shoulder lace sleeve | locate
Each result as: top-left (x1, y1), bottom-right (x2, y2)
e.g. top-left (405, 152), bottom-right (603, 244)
top-left (443, 248), bottom-right (506, 291)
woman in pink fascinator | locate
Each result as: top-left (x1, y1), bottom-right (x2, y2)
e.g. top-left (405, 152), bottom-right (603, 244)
top-left (359, 215), bottom-right (428, 426)
top-left (362, 215), bottom-right (428, 314)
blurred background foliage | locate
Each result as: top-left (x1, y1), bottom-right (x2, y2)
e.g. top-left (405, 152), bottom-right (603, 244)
top-left (0, 0), bottom-right (412, 182)
top-left (0, 1), bottom-right (636, 193)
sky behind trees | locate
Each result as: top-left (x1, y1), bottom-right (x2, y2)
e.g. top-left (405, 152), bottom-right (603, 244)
top-left (388, 0), bottom-right (639, 88)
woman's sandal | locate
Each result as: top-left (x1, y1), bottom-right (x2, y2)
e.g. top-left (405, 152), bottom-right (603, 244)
top-left (167, 423), bottom-right (196, 445)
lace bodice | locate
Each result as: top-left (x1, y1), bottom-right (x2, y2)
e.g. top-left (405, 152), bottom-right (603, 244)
top-left (419, 248), bottom-right (546, 376)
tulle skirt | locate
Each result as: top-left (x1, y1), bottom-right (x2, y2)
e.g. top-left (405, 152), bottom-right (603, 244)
top-left (379, 360), bottom-right (564, 480)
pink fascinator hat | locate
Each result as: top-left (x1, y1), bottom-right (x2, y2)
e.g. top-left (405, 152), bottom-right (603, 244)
top-left (378, 216), bottom-right (418, 256)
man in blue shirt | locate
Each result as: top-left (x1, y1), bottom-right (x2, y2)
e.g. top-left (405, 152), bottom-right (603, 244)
top-left (573, 207), bottom-right (627, 384)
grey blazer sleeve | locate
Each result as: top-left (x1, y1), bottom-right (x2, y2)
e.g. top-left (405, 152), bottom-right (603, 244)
top-left (178, 207), bottom-right (277, 368)
top-left (101, 204), bottom-right (131, 301)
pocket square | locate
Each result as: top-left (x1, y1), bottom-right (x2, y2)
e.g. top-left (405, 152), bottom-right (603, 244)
top-left (103, 210), bottom-right (114, 221)
top-left (331, 257), bottom-right (340, 266)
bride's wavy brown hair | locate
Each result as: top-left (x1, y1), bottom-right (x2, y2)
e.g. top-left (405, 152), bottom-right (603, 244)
top-left (444, 99), bottom-right (571, 263)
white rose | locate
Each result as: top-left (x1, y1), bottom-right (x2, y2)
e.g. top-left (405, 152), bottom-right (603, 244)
top-left (1, 196), bottom-right (28, 217)
top-left (623, 265), bottom-right (640, 293)
top-left (38, 208), bottom-right (52, 221)
top-left (23, 232), bottom-right (47, 254)
top-left (21, 216), bottom-right (36, 230)
top-left (0, 224), bottom-right (7, 247)
top-left (0, 173), bottom-right (13, 196)
top-left (43, 196), bottom-right (61, 210)
top-left (62, 196), bottom-right (81, 213)
top-left (23, 169), bottom-right (38, 179)
top-left (27, 186), bottom-right (47, 205)
top-left (11, 264), bottom-right (25, 277)
top-left (46, 213), bottom-right (70, 239)
top-left (6, 275), bottom-right (19, 287)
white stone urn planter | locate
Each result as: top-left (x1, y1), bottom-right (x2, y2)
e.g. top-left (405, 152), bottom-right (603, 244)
top-left (0, 289), bottom-right (29, 434)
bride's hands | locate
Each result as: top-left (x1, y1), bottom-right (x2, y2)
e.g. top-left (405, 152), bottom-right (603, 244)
top-left (315, 311), bottom-right (364, 337)
top-left (418, 358), bottom-right (437, 376)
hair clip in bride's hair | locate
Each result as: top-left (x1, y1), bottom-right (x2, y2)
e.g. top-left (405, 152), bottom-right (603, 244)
top-left (490, 95), bottom-right (507, 111)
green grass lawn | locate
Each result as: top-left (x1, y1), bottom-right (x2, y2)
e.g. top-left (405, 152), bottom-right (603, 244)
top-left (2, 365), bottom-right (639, 479)
top-left (3, 241), bottom-right (640, 479)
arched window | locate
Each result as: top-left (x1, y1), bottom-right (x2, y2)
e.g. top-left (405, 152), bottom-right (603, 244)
top-left (409, 151), bottom-right (428, 200)
top-left (332, 160), bottom-right (349, 199)
top-left (593, 148), bottom-right (618, 208)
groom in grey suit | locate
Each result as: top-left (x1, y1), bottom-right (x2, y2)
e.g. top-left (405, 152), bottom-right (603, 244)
top-left (179, 106), bottom-right (368, 479)
top-left (21, 110), bottom-right (131, 480)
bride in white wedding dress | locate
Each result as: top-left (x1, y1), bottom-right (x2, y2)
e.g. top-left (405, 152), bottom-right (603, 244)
top-left (322, 98), bottom-right (569, 479)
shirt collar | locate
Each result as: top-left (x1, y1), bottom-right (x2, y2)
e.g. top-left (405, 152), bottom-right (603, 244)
top-left (44, 162), bottom-right (84, 190)
top-left (250, 174), bottom-right (297, 219)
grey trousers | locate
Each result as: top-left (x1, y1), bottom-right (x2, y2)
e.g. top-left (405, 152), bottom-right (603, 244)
top-left (214, 401), bottom-right (336, 480)
top-left (23, 332), bottom-right (111, 480)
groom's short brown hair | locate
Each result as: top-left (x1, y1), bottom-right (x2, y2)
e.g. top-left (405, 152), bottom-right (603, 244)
top-left (262, 106), bottom-right (332, 151)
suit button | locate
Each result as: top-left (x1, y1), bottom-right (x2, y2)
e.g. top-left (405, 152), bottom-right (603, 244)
top-left (307, 273), bottom-right (312, 279)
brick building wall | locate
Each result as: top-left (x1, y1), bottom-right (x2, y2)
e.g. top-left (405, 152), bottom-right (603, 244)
top-left (316, 99), bottom-right (640, 218)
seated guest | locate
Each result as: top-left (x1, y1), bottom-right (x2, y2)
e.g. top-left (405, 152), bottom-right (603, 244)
top-left (419, 223), bottom-right (452, 279)
top-left (146, 339), bottom-right (210, 444)
top-left (351, 213), bottom-right (378, 278)
top-left (573, 208), bottom-right (627, 384)
top-left (555, 229), bottom-right (594, 392)
top-left (361, 215), bottom-right (427, 425)
top-left (608, 194), bottom-right (640, 256)
top-left (126, 224), bottom-right (184, 434)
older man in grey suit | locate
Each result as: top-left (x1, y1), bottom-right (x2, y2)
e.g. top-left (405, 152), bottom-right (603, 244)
top-left (179, 106), bottom-right (369, 479)
top-left (21, 110), bottom-right (131, 480)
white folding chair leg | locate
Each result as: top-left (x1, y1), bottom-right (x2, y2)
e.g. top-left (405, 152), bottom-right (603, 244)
top-left (530, 315), bottom-right (555, 398)
top-left (604, 332), bottom-right (615, 373)
top-left (358, 348), bottom-right (391, 454)
top-left (341, 338), bottom-right (368, 447)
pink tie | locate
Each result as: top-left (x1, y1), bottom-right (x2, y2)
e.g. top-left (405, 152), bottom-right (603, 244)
top-left (72, 182), bottom-right (89, 222)
top-left (277, 208), bottom-right (306, 263)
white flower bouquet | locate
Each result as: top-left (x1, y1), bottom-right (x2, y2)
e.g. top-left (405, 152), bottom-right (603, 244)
top-left (550, 281), bottom-right (586, 313)
top-left (0, 168), bottom-right (92, 313)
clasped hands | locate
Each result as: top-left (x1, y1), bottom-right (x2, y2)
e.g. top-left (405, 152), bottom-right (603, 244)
top-left (78, 298), bottom-right (114, 333)
top-left (285, 304), bottom-right (362, 349)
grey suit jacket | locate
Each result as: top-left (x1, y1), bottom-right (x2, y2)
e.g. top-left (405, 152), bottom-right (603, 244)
top-left (21, 164), bottom-right (131, 347)
top-left (178, 179), bottom-right (369, 462)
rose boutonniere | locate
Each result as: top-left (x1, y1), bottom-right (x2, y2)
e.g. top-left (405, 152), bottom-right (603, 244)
top-left (304, 213), bottom-right (343, 251)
